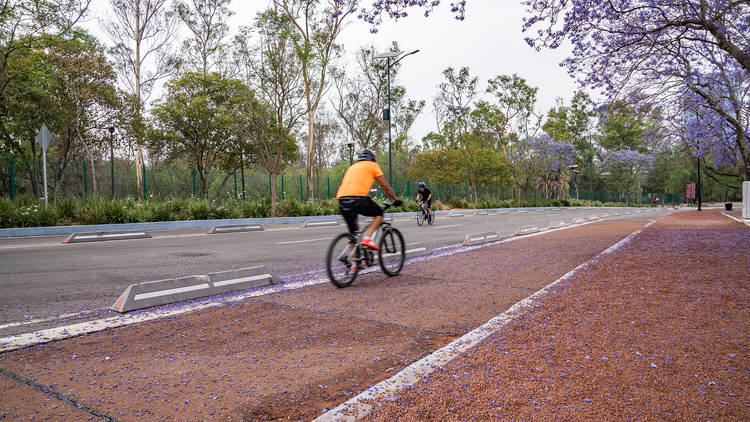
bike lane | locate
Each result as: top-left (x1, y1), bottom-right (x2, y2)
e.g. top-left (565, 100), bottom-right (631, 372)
top-left (0, 219), bottom-right (651, 421)
top-left (362, 210), bottom-right (749, 421)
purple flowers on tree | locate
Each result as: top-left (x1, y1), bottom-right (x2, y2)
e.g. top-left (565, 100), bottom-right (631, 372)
top-left (337, 0), bottom-right (466, 31)
top-left (523, 0), bottom-right (750, 183)
top-left (601, 149), bottom-right (654, 199)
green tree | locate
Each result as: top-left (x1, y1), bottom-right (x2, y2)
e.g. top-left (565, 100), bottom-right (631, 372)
top-left (2, 30), bottom-right (121, 198)
top-left (150, 72), bottom-right (258, 200)
top-left (0, 0), bottom-right (90, 148)
top-left (272, 0), bottom-right (357, 200)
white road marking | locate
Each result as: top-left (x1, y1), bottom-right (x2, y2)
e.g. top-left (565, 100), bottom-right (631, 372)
top-left (278, 237), bottom-right (332, 245)
top-left (0, 311), bottom-right (87, 330)
top-left (433, 224), bottom-right (462, 229)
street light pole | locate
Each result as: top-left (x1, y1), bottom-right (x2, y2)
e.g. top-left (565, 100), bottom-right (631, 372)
top-left (386, 56), bottom-right (392, 186)
top-left (108, 127), bottom-right (115, 198)
top-left (375, 49), bottom-right (419, 187)
top-left (697, 148), bottom-right (702, 211)
top-left (589, 137), bottom-right (594, 201)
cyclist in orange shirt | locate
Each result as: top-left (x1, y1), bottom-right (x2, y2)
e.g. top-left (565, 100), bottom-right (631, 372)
top-left (336, 149), bottom-right (402, 250)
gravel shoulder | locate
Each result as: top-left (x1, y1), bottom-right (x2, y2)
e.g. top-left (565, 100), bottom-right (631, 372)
top-left (365, 210), bottom-right (750, 421)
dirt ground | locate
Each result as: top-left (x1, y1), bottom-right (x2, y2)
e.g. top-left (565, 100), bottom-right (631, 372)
top-left (365, 210), bottom-right (750, 421)
top-left (0, 219), bottom-right (651, 421)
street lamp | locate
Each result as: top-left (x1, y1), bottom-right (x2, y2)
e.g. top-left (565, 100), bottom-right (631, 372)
top-left (374, 48), bottom-right (420, 186)
top-left (347, 142), bottom-right (354, 165)
top-left (568, 164), bottom-right (579, 200)
top-left (696, 146), bottom-right (702, 211)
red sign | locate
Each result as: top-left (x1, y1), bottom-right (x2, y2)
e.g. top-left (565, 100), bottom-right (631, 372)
top-left (686, 182), bottom-right (695, 199)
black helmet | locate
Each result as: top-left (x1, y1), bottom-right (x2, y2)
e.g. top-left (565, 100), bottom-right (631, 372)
top-left (357, 149), bottom-right (376, 162)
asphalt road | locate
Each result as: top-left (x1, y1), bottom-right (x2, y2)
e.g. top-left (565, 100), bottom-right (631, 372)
top-left (0, 207), bottom-right (672, 335)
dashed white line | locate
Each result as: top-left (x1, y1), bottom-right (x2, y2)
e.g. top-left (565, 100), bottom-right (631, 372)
top-left (278, 237), bottom-right (332, 245)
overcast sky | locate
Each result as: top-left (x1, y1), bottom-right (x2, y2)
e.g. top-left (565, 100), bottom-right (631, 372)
top-left (84, 1), bottom-right (581, 143)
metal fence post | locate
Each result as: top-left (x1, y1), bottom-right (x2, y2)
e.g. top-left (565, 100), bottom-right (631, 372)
top-left (299, 174), bottom-right (303, 202)
top-left (268, 173), bottom-right (271, 198)
top-left (9, 156), bottom-right (15, 200)
top-left (192, 168), bottom-right (196, 198)
top-left (83, 160), bottom-right (88, 198)
top-left (406, 180), bottom-right (410, 198)
top-left (142, 164), bottom-right (147, 200)
top-left (327, 176), bottom-right (330, 199)
top-left (234, 170), bottom-right (237, 199)
top-left (281, 174), bottom-right (285, 200)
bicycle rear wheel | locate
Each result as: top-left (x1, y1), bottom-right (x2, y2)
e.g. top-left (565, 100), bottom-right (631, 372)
top-left (416, 209), bottom-right (425, 226)
top-left (326, 233), bottom-right (360, 288)
top-left (378, 227), bottom-right (405, 276)
top-left (427, 210), bottom-right (435, 225)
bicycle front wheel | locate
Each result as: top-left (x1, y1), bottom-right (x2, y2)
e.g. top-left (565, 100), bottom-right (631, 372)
top-left (378, 227), bottom-right (405, 276)
top-left (326, 233), bottom-right (359, 288)
top-left (416, 209), bottom-right (424, 226)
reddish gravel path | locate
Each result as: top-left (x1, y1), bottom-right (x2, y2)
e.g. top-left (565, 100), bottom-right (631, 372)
top-left (365, 210), bottom-right (750, 421)
top-left (0, 218), bottom-right (653, 421)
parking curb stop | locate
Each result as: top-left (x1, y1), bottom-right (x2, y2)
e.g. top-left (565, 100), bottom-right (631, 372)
top-left (463, 231), bottom-right (501, 246)
top-left (112, 265), bottom-right (277, 313)
top-left (63, 231), bottom-right (151, 243)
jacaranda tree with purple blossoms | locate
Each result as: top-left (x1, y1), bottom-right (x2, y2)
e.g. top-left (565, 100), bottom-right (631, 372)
top-left (681, 54), bottom-right (749, 186)
top-left (522, 0), bottom-right (750, 186)
top-left (601, 149), bottom-right (654, 202)
top-left (531, 134), bottom-right (575, 199)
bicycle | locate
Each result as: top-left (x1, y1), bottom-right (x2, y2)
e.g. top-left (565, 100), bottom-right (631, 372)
top-left (326, 202), bottom-right (406, 288)
top-left (415, 201), bottom-right (434, 226)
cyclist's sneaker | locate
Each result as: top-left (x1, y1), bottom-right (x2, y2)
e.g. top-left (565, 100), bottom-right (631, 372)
top-left (360, 236), bottom-right (379, 250)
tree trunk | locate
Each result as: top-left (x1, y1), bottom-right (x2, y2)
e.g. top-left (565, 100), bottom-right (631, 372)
top-left (136, 149), bottom-right (144, 200)
top-left (87, 151), bottom-right (98, 196)
top-left (270, 172), bottom-right (278, 216)
top-left (306, 109), bottom-right (315, 201)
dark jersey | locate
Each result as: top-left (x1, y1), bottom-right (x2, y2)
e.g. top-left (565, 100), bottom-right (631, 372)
top-left (417, 188), bottom-right (431, 201)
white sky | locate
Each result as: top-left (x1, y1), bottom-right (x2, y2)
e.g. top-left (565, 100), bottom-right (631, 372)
top-left (84, 0), bottom-right (581, 143)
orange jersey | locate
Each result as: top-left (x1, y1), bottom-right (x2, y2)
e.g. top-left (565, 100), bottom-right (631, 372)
top-left (336, 161), bottom-right (384, 198)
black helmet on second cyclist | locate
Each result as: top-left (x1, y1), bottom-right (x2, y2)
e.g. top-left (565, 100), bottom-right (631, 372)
top-left (357, 149), bottom-right (376, 162)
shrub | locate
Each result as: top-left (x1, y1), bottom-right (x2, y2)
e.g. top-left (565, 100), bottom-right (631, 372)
top-left (240, 199), bottom-right (270, 218)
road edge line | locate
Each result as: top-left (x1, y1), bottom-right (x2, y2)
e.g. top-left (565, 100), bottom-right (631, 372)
top-left (313, 217), bottom-right (665, 422)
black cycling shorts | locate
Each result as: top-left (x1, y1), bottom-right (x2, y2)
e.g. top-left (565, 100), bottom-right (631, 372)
top-left (338, 196), bottom-right (383, 235)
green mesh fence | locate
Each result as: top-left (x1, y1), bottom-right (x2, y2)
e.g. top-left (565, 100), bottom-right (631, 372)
top-left (1, 156), bottom-right (685, 206)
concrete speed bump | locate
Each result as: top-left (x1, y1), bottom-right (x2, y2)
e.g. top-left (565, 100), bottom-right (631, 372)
top-left (586, 215), bottom-right (599, 221)
top-left (515, 225), bottom-right (540, 236)
top-left (464, 231), bottom-right (501, 246)
top-left (111, 265), bottom-right (277, 313)
top-left (207, 224), bottom-right (263, 234)
top-left (63, 230), bottom-right (151, 243)
top-left (548, 220), bottom-right (568, 229)
top-left (572, 217), bottom-right (586, 224)
top-left (301, 220), bottom-right (339, 228)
